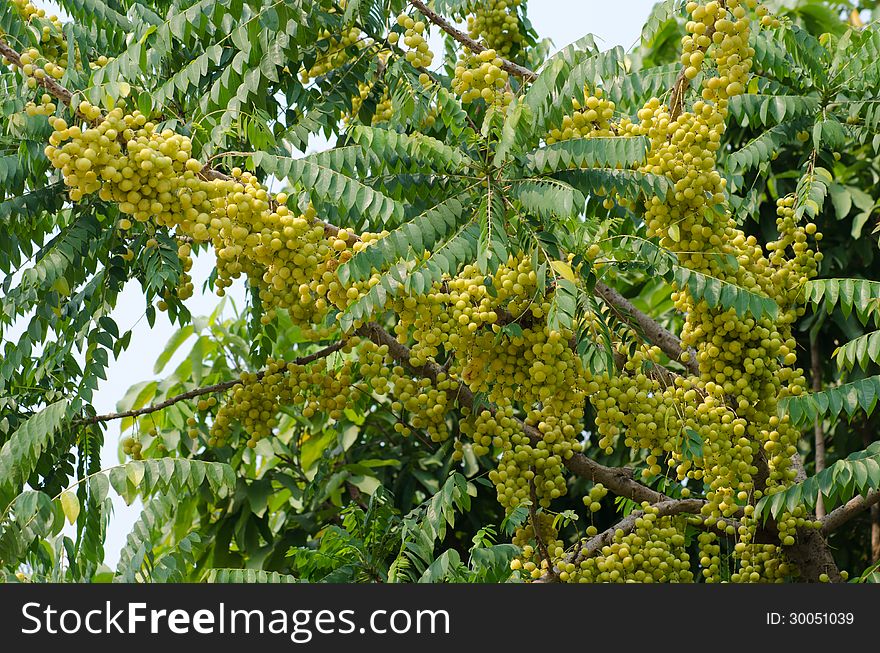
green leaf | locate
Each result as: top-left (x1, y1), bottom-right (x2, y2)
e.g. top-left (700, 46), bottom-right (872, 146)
top-left (0, 400), bottom-right (69, 507)
top-left (728, 94), bottom-right (820, 128)
top-left (153, 325), bottom-right (194, 374)
top-left (249, 151), bottom-right (404, 224)
top-left (782, 376), bottom-right (880, 426)
top-left (512, 179), bottom-right (585, 220)
top-left (804, 278), bottom-right (880, 324)
top-left (349, 126), bottom-right (472, 172)
top-left (757, 442), bottom-right (880, 519)
top-left (339, 189), bottom-right (474, 286)
top-left (835, 330), bottom-right (880, 371)
top-left (674, 268), bottom-right (778, 321)
top-left (829, 184), bottom-right (853, 220)
top-left (555, 168), bottom-right (671, 204)
top-left (548, 279), bottom-right (579, 332)
top-left (206, 569), bottom-right (299, 583)
top-left (682, 428), bottom-right (703, 462)
top-left (526, 136), bottom-right (649, 173)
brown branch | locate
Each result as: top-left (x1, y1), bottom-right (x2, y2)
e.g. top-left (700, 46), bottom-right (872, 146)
top-left (570, 499), bottom-right (707, 566)
top-left (74, 340), bottom-right (347, 426)
top-left (0, 37), bottom-right (78, 114)
top-left (534, 498), bottom-right (728, 582)
top-left (860, 426), bottom-right (880, 563)
top-left (781, 453), bottom-right (842, 582)
top-left (872, 501), bottom-right (880, 564)
top-left (821, 490), bottom-right (880, 536)
top-left (407, 0), bottom-right (537, 82)
top-left (595, 281), bottom-right (699, 375)
top-left (356, 321), bottom-right (670, 504)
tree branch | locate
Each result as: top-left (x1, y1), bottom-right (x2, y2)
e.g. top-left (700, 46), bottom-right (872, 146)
top-left (780, 453), bottom-right (842, 582)
top-left (0, 37), bottom-right (78, 115)
top-left (407, 0), bottom-right (537, 81)
top-left (569, 499), bottom-right (707, 566)
top-left (534, 498), bottom-right (732, 582)
top-left (595, 281), bottom-right (699, 375)
top-left (821, 490), bottom-right (880, 536)
top-left (74, 341), bottom-right (347, 426)
top-left (356, 321), bottom-right (670, 504)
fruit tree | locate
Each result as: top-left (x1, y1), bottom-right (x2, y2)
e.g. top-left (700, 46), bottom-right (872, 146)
top-left (2, 0), bottom-right (880, 583)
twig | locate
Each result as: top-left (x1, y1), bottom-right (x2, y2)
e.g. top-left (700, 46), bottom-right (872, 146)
top-left (74, 341), bottom-right (347, 426)
top-left (595, 281), bottom-right (699, 374)
top-left (821, 490), bottom-right (880, 536)
top-left (356, 321), bottom-right (672, 504)
top-left (407, 0), bottom-right (537, 82)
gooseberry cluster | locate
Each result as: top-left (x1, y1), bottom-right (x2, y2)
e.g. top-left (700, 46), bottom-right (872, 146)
top-left (510, 511), bottom-right (563, 580)
top-left (6, 0), bottom-right (110, 76)
top-left (580, 0), bottom-right (824, 581)
top-left (42, 99), bottom-right (361, 337)
top-left (7, 0), bottom-right (68, 81)
top-left (372, 88), bottom-right (394, 124)
top-left (545, 87), bottom-right (617, 144)
top-left (392, 13), bottom-right (434, 69)
top-left (556, 504), bottom-right (694, 583)
top-left (300, 26), bottom-right (363, 83)
top-left (382, 257), bottom-right (588, 509)
top-left (449, 0), bottom-right (525, 106)
top-left (25, 94), bottom-right (56, 117)
top-left (210, 356), bottom-right (355, 448)
top-left (452, 48), bottom-right (512, 106)
top-left (466, 0), bottom-right (524, 59)
top-left (121, 435), bottom-right (143, 460)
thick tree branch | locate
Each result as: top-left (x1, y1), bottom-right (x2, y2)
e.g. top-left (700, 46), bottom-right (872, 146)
top-left (595, 281), bottom-right (699, 375)
top-left (356, 321), bottom-right (670, 504)
top-left (569, 499), bottom-right (706, 566)
top-left (74, 341), bottom-right (347, 426)
top-left (0, 38), bottom-right (78, 115)
top-left (407, 0), bottom-right (537, 81)
top-left (821, 490), bottom-right (880, 536)
top-left (781, 453), bottom-right (842, 582)
top-left (534, 498), bottom-right (741, 582)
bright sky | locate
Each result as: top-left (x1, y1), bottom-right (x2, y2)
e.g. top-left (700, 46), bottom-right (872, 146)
top-left (19, 0), bottom-right (659, 568)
